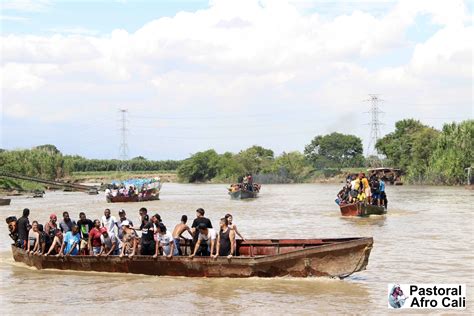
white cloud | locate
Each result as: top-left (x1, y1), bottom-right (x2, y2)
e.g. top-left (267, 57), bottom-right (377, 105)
top-left (0, 15), bottom-right (28, 22)
top-left (1, 0), bottom-right (51, 12)
top-left (0, 0), bottom-right (472, 157)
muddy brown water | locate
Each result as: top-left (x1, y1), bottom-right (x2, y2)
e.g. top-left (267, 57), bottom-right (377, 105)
top-left (0, 184), bottom-right (472, 314)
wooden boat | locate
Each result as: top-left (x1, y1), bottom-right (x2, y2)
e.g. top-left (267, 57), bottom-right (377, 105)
top-left (106, 190), bottom-right (160, 203)
top-left (340, 202), bottom-right (386, 216)
top-left (0, 198), bottom-right (11, 206)
top-left (229, 189), bottom-right (259, 199)
top-left (32, 190), bottom-right (44, 198)
top-left (228, 183), bottom-right (261, 199)
top-left (10, 237), bottom-right (373, 278)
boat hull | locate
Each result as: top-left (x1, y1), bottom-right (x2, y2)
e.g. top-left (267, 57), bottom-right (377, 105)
top-left (11, 237), bottom-right (373, 278)
top-left (229, 190), bottom-right (259, 199)
top-left (106, 193), bottom-right (160, 203)
top-left (340, 202), bottom-right (386, 217)
top-left (0, 198), bottom-right (11, 206)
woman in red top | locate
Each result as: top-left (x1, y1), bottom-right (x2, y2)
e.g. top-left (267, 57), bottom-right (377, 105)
top-left (88, 220), bottom-right (102, 256)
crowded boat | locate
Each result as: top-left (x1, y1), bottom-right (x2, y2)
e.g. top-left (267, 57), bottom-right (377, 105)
top-left (228, 174), bottom-right (261, 199)
top-left (335, 172), bottom-right (388, 208)
top-left (105, 177), bottom-right (161, 202)
top-left (6, 207), bottom-right (242, 259)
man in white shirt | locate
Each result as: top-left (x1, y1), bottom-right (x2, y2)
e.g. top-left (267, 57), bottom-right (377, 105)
top-left (189, 223), bottom-right (216, 257)
top-left (101, 208), bottom-right (118, 235)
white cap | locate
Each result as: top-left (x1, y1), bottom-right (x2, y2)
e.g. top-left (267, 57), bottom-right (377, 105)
top-left (122, 220), bottom-right (130, 227)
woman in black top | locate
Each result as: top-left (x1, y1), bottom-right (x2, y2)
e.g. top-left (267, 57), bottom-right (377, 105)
top-left (214, 218), bottom-right (235, 259)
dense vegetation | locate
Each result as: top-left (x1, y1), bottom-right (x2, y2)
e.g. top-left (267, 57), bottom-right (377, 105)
top-left (376, 119), bottom-right (473, 185)
top-left (1, 119), bottom-right (471, 188)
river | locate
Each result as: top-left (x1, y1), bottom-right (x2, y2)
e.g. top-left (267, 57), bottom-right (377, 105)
top-left (0, 184), bottom-right (472, 314)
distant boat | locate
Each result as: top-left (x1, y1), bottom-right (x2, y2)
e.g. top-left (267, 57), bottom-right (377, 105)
top-left (32, 190), bottom-right (44, 198)
top-left (228, 184), bottom-right (261, 199)
top-left (339, 202), bottom-right (387, 216)
top-left (106, 189), bottom-right (160, 203)
top-left (87, 188), bottom-right (99, 195)
top-left (10, 237), bottom-right (373, 278)
top-left (0, 198), bottom-right (11, 206)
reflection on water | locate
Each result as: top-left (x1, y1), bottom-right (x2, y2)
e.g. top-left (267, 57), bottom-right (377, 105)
top-left (0, 184), bottom-right (473, 314)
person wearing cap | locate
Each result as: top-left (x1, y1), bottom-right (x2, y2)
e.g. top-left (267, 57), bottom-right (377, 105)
top-left (117, 209), bottom-right (133, 240)
top-left (120, 220), bottom-right (138, 258)
top-left (99, 227), bottom-right (120, 256)
top-left (189, 223), bottom-right (217, 258)
top-left (88, 220), bottom-right (102, 256)
top-left (153, 223), bottom-right (177, 258)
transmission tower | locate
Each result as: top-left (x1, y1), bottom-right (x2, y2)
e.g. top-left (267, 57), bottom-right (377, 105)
top-left (365, 94), bottom-right (384, 157)
top-left (118, 109), bottom-right (129, 171)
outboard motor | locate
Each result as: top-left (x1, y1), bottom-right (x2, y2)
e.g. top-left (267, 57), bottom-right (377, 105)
top-left (5, 216), bottom-right (19, 246)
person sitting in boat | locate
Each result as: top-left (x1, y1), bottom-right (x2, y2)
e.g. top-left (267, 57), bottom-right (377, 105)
top-left (172, 215), bottom-right (193, 256)
top-left (119, 221), bottom-right (138, 258)
top-left (189, 223), bottom-right (217, 258)
top-left (36, 224), bottom-right (51, 256)
top-left (57, 225), bottom-right (81, 257)
top-left (154, 223), bottom-right (178, 258)
top-left (99, 227), bottom-right (120, 256)
top-left (44, 229), bottom-right (63, 256)
top-left (26, 221), bottom-right (40, 255)
top-left (213, 217), bottom-right (235, 259)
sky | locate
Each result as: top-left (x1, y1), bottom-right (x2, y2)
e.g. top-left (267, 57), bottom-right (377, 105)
top-left (0, 0), bottom-right (473, 160)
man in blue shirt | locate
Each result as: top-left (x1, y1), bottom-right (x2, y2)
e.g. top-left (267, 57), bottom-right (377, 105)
top-left (58, 225), bottom-right (81, 256)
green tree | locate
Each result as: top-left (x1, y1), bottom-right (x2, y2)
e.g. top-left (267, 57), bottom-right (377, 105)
top-left (235, 145), bottom-right (274, 174)
top-left (304, 132), bottom-right (364, 169)
top-left (177, 149), bottom-right (220, 182)
top-left (427, 120), bottom-right (473, 184)
top-left (271, 151), bottom-right (313, 182)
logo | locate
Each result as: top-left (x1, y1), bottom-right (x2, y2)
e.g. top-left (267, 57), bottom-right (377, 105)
top-left (388, 284), bottom-right (466, 309)
top-left (388, 284), bottom-right (408, 308)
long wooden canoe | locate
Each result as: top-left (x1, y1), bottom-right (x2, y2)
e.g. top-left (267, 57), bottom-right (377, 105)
top-left (0, 198), bottom-right (11, 206)
top-left (11, 237), bottom-right (373, 278)
top-left (340, 202), bottom-right (386, 216)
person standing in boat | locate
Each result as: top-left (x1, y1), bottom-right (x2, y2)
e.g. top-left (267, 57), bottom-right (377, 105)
top-left (224, 213), bottom-right (244, 240)
top-left (189, 223), bottom-right (217, 257)
top-left (213, 217), bottom-right (235, 259)
top-left (77, 212), bottom-right (94, 255)
top-left (359, 173), bottom-right (371, 204)
top-left (58, 225), bottom-right (81, 257)
top-left (140, 216), bottom-right (156, 256)
top-left (138, 207), bottom-right (149, 230)
top-left (88, 220), bottom-right (102, 256)
top-left (191, 208), bottom-right (213, 255)
top-left (117, 209), bottom-right (133, 240)
top-left (59, 211), bottom-right (76, 233)
top-left (172, 215), bottom-right (193, 255)
top-left (17, 208), bottom-right (30, 249)
top-left (101, 208), bottom-right (118, 236)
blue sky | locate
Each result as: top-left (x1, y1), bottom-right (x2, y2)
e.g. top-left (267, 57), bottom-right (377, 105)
top-left (1, 0), bottom-right (472, 160)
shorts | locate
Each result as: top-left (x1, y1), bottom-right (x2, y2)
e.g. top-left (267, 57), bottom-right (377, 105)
top-left (92, 247), bottom-right (101, 255)
top-left (141, 242), bottom-right (155, 256)
top-left (365, 188), bottom-right (371, 197)
top-left (350, 190), bottom-right (358, 198)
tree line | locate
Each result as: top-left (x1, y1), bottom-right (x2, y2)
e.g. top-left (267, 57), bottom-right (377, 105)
top-left (1, 119), bottom-right (472, 187)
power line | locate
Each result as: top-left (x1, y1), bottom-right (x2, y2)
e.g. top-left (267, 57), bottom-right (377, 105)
top-left (118, 109), bottom-right (129, 170)
top-left (364, 94), bottom-right (384, 157)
